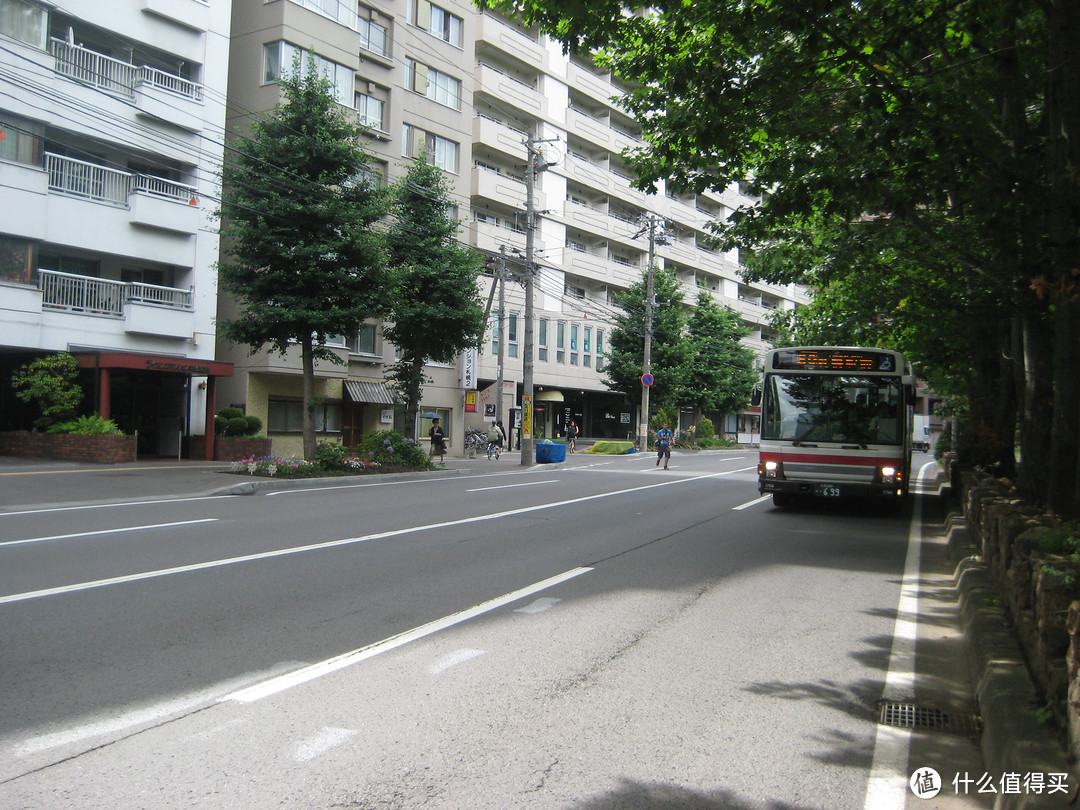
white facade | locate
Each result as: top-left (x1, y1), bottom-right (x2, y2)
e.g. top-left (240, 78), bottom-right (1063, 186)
top-left (0, 0), bottom-right (232, 452)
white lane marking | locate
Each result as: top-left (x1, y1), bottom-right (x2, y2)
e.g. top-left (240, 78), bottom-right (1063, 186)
top-left (0, 495), bottom-right (237, 518)
top-left (292, 727), bottom-right (358, 762)
top-left (0, 471), bottom-right (733, 606)
top-left (466, 480), bottom-right (558, 492)
top-left (514, 597), bottom-right (560, 614)
top-left (428, 648), bottom-right (486, 675)
top-left (0, 519), bottom-right (218, 548)
top-left (733, 495), bottom-right (771, 511)
top-left (862, 461), bottom-right (933, 810)
top-left (12, 661), bottom-right (305, 757)
top-left (221, 566), bottom-right (594, 704)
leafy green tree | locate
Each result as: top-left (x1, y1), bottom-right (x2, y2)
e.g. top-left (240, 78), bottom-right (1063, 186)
top-left (12, 353), bottom-right (82, 430)
top-left (678, 292), bottom-right (758, 423)
top-left (383, 157), bottom-right (486, 439)
top-left (603, 265), bottom-right (690, 413)
top-left (478, 0), bottom-right (1080, 515)
top-left (217, 55), bottom-right (389, 460)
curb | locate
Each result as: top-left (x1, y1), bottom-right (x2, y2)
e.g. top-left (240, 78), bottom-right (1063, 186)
top-left (947, 514), bottom-right (1078, 808)
top-left (205, 466), bottom-right (472, 497)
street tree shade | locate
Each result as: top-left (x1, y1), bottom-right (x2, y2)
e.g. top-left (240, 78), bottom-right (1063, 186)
top-left (478, 0), bottom-right (1080, 516)
top-left (217, 54), bottom-right (390, 461)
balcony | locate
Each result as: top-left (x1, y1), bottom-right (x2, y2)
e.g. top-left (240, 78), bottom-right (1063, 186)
top-left (50, 38), bottom-right (205, 131)
top-left (44, 152), bottom-right (201, 234)
top-left (38, 270), bottom-right (195, 340)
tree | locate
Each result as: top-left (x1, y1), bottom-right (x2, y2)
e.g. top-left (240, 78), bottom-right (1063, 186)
top-left (478, 0), bottom-right (1080, 515)
top-left (11, 353), bottom-right (82, 430)
top-left (383, 157), bottom-right (486, 439)
top-left (603, 265), bottom-right (690, 413)
top-left (678, 292), bottom-right (758, 423)
top-left (217, 55), bottom-right (389, 460)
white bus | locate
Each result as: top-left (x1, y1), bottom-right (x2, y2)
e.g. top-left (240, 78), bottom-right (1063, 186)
top-left (756, 346), bottom-right (916, 507)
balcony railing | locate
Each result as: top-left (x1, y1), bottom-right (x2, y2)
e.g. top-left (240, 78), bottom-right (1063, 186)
top-left (39, 270), bottom-right (193, 316)
top-left (50, 38), bottom-right (202, 100)
top-left (45, 153), bottom-right (198, 207)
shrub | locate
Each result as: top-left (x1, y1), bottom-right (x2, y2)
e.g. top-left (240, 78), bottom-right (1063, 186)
top-left (11, 353), bottom-right (83, 430)
top-left (316, 440), bottom-right (348, 470)
top-left (215, 407), bottom-right (261, 437)
top-left (697, 417), bottom-right (715, 440)
top-left (46, 414), bottom-right (123, 435)
top-left (244, 415), bottom-right (262, 436)
top-left (357, 429), bottom-right (433, 468)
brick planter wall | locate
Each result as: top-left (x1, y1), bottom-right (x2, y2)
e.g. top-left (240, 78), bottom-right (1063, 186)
top-left (0, 431), bottom-right (136, 464)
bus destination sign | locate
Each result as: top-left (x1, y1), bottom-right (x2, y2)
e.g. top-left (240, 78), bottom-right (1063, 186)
top-left (772, 348), bottom-right (896, 372)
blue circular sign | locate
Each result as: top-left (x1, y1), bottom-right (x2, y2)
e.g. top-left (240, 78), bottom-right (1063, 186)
top-left (641, 374), bottom-right (654, 386)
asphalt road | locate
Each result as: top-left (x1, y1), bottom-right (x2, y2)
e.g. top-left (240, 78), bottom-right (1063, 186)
top-left (0, 450), bottom-right (989, 809)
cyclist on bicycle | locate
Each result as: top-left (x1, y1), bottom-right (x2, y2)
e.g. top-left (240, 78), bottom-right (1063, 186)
top-left (486, 420), bottom-right (505, 460)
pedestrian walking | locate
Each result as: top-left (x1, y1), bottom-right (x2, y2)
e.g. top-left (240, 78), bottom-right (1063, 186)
top-left (655, 422), bottom-right (673, 469)
top-left (566, 420), bottom-right (578, 453)
top-left (429, 417), bottom-right (447, 465)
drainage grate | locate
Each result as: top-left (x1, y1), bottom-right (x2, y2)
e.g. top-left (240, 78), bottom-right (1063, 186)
top-left (877, 700), bottom-right (982, 737)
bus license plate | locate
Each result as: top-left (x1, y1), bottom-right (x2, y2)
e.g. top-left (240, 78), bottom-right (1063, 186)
top-left (814, 484), bottom-right (841, 497)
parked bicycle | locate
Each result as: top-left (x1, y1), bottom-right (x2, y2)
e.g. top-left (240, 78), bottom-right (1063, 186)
top-left (464, 428), bottom-right (487, 458)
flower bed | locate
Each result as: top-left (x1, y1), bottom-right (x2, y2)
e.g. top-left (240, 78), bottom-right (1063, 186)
top-left (229, 454), bottom-right (389, 478)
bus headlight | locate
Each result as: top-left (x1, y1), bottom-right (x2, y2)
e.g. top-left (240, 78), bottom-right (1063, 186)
top-left (759, 460), bottom-right (780, 478)
top-left (880, 466), bottom-right (897, 483)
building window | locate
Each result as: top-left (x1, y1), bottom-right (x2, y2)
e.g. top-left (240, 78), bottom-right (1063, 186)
top-left (0, 0), bottom-right (48, 49)
top-left (411, 0), bottom-right (463, 46)
top-left (405, 58), bottom-right (461, 110)
top-left (596, 329), bottom-right (604, 371)
top-left (0, 236), bottom-right (33, 284)
top-left (507, 313), bottom-right (518, 358)
top-left (357, 14), bottom-right (388, 56)
top-left (264, 42), bottom-right (353, 105)
top-left (355, 92), bottom-right (385, 131)
top-left (570, 323), bottom-right (579, 366)
top-left (0, 114), bottom-right (42, 165)
top-left (556, 320), bottom-right (566, 364)
top-left (346, 322), bottom-right (377, 354)
top-left (538, 318), bottom-right (548, 362)
top-left (268, 400), bottom-right (342, 433)
top-left (583, 326), bottom-right (591, 368)
top-left (402, 124), bottom-right (459, 173)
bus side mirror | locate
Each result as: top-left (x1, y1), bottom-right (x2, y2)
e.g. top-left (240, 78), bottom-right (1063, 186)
top-left (750, 386), bottom-right (762, 407)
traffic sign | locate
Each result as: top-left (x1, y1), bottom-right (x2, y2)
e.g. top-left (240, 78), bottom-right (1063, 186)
top-left (641, 373), bottom-right (654, 386)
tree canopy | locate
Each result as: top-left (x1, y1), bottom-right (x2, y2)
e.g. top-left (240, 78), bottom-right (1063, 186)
top-left (217, 55), bottom-right (390, 459)
top-left (383, 157), bottom-right (487, 439)
top-left (678, 292), bottom-right (758, 419)
top-left (479, 0), bottom-right (1080, 515)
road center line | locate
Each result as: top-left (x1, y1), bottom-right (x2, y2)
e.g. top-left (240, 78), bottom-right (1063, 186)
top-left (0, 471), bottom-right (730, 606)
top-left (466, 480), bottom-right (558, 492)
top-left (862, 461), bottom-right (934, 809)
top-left (0, 519), bottom-right (219, 547)
top-left (733, 495), bottom-right (771, 511)
top-left (221, 566), bottom-right (593, 704)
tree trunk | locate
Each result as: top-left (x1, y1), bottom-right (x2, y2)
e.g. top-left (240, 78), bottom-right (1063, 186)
top-left (1044, 0), bottom-right (1080, 516)
top-left (301, 336), bottom-right (317, 461)
top-left (1017, 307), bottom-right (1053, 504)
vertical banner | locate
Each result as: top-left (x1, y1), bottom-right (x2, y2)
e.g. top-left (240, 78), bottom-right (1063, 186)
top-left (522, 395), bottom-right (533, 439)
top-left (464, 390), bottom-right (477, 413)
top-left (461, 347), bottom-right (478, 390)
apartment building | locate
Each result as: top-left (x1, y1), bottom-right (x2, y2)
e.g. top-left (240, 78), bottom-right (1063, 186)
top-left (220, 0), bottom-right (808, 455)
top-left (0, 0), bottom-right (233, 457)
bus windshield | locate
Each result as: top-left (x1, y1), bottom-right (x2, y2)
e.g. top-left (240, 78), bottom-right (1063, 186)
top-left (762, 374), bottom-right (904, 446)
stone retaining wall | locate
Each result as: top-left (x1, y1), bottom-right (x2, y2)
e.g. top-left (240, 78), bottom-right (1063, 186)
top-left (960, 469), bottom-right (1079, 758)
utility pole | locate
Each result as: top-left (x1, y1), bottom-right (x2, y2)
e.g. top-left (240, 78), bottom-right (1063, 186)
top-left (520, 135), bottom-right (558, 465)
top-left (638, 214), bottom-right (663, 451)
top-left (496, 244), bottom-right (506, 428)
